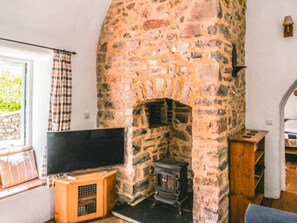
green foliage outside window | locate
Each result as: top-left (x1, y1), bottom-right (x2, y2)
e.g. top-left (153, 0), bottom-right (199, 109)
top-left (0, 72), bottom-right (22, 114)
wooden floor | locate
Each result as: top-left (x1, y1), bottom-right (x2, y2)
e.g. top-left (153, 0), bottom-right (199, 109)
top-left (286, 154), bottom-right (297, 193)
top-left (262, 155), bottom-right (297, 214)
top-left (46, 214), bottom-right (127, 223)
top-left (262, 191), bottom-right (297, 213)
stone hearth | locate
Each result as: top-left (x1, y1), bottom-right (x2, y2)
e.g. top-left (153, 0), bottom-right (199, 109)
top-left (96, 0), bottom-right (246, 222)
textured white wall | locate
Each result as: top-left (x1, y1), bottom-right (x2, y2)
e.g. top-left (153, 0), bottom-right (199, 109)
top-left (246, 0), bottom-right (297, 198)
top-left (0, 0), bottom-right (112, 130)
top-left (0, 0), bottom-right (111, 222)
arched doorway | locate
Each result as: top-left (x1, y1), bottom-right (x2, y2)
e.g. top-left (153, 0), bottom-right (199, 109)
top-left (279, 80), bottom-right (297, 192)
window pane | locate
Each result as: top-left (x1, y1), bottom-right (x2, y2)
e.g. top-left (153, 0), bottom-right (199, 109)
top-left (0, 60), bottom-right (26, 149)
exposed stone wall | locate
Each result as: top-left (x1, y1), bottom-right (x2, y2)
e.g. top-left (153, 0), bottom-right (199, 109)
top-left (168, 101), bottom-right (193, 189)
top-left (131, 101), bottom-right (171, 199)
top-left (96, 0), bottom-right (246, 222)
top-left (0, 111), bottom-right (21, 140)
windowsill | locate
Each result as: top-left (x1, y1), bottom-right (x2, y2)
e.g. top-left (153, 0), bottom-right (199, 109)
top-left (0, 178), bottom-right (42, 200)
top-left (0, 146), bottom-right (32, 156)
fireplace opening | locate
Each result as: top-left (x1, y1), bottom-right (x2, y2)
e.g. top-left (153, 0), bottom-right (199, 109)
top-left (147, 99), bottom-right (173, 128)
top-left (131, 98), bottom-right (193, 205)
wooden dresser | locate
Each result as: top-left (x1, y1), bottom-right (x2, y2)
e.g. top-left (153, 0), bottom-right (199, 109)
top-left (229, 129), bottom-right (268, 223)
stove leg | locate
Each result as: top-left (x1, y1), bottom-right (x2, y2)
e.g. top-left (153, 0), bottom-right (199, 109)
top-left (177, 203), bottom-right (182, 215)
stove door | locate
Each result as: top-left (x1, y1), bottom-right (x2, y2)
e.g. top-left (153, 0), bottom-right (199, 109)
top-left (156, 171), bottom-right (177, 192)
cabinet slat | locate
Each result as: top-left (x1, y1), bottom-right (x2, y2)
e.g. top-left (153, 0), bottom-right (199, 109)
top-left (254, 167), bottom-right (265, 190)
top-left (255, 150), bottom-right (264, 165)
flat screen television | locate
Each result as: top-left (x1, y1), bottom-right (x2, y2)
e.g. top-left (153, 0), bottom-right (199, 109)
top-left (47, 128), bottom-right (125, 175)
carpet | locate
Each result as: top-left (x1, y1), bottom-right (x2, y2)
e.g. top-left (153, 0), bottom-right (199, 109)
top-left (112, 197), bottom-right (193, 223)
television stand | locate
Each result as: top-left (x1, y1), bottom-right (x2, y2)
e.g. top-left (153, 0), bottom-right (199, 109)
top-left (54, 170), bottom-right (117, 223)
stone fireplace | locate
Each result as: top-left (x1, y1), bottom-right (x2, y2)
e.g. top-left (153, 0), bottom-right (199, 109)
top-left (96, 0), bottom-right (246, 222)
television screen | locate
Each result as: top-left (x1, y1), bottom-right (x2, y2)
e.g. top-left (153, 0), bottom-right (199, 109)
top-left (47, 128), bottom-right (125, 175)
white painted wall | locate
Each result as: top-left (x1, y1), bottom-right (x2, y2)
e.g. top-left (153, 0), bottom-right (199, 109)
top-left (285, 91), bottom-right (297, 119)
top-left (246, 0), bottom-right (297, 198)
top-left (0, 187), bottom-right (54, 223)
top-left (0, 0), bottom-right (111, 222)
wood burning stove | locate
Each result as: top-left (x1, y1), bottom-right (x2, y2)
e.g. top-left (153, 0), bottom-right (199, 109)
top-left (153, 158), bottom-right (189, 215)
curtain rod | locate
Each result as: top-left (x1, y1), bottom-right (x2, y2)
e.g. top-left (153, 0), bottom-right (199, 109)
top-left (0, 37), bottom-right (77, 55)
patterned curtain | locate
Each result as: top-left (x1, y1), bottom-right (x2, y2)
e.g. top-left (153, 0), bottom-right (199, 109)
top-left (48, 50), bottom-right (72, 131)
top-left (42, 50), bottom-right (72, 186)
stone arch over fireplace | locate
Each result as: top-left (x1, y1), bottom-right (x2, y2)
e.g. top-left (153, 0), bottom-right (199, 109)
top-left (96, 0), bottom-right (247, 222)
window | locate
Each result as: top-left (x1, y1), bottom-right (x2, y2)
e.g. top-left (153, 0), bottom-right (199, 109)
top-left (0, 57), bottom-right (31, 149)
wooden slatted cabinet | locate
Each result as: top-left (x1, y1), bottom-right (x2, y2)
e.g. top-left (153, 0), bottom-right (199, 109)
top-left (54, 170), bottom-right (117, 223)
top-left (229, 129), bottom-right (268, 223)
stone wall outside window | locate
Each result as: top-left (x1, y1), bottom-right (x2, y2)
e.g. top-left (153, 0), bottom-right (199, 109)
top-left (0, 111), bottom-right (21, 141)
